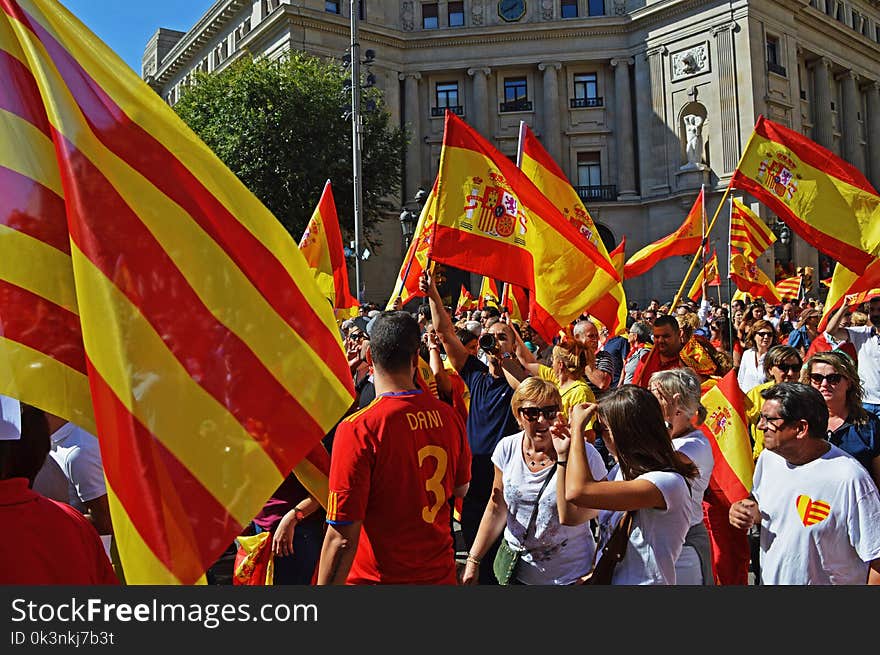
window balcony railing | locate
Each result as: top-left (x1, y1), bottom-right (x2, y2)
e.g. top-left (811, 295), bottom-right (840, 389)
top-left (575, 184), bottom-right (618, 202)
top-left (570, 97), bottom-right (604, 109)
top-left (499, 99), bottom-right (533, 113)
top-left (767, 61), bottom-right (787, 76)
top-left (431, 105), bottom-right (463, 117)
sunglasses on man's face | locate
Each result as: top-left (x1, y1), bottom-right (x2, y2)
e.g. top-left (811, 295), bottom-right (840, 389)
top-left (809, 373), bottom-right (843, 386)
top-left (350, 332), bottom-right (367, 341)
top-left (519, 406), bottom-right (559, 422)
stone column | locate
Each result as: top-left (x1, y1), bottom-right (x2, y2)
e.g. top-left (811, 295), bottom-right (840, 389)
top-left (713, 23), bottom-right (740, 172)
top-left (811, 57), bottom-right (834, 149)
top-left (399, 71), bottom-right (423, 199)
top-left (645, 46), bottom-right (670, 195)
top-left (538, 62), bottom-right (562, 165)
top-left (611, 57), bottom-right (637, 198)
top-left (840, 71), bottom-right (865, 171)
top-left (467, 67), bottom-right (491, 138)
top-left (866, 81), bottom-right (880, 191)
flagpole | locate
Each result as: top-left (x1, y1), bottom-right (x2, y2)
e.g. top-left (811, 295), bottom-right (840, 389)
top-left (670, 182), bottom-right (734, 312)
top-left (726, 196), bottom-right (735, 350)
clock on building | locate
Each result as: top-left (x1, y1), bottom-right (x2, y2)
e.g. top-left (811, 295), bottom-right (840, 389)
top-left (498, 0), bottom-right (526, 22)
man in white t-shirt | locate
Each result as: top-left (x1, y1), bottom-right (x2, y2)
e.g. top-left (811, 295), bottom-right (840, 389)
top-left (729, 383), bottom-right (880, 585)
top-left (32, 415), bottom-right (113, 536)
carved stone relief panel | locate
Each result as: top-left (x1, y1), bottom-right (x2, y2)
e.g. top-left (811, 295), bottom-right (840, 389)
top-left (472, 0), bottom-right (484, 26)
top-left (670, 43), bottom-right (710, 82)
top-left (401, 1), bottom-right (414, 31)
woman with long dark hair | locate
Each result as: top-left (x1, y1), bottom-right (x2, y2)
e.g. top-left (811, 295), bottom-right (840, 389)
top-left (551, 385), bottom-right (698, 584)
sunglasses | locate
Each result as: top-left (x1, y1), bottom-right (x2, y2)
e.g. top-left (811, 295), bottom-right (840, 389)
top-left (809, 373), bottom-right (844, 386)
top-left (775, 363), bottom-right (801, 373)
top-left (754, 331), bottom-right (774, 338)
top-left (519, 406), bottom-right (559, 421)
top-left (350, 332), bottom-right (367, 341)
top-left (757, 413), bottom-right (787, 427)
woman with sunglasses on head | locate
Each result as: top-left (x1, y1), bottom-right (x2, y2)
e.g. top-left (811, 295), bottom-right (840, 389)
top-left (461, 378), bottom-right (607, 585)
top-left (648, 368), bottom-right (715, 585)
top-left (737, 320), bottom-right (778, 393)
top-left (551, 386), bottom-right (699, 585)
top-left (708, 317), bottom-right (732, 354)
top-left (804, 351), bottom-right (880, 489)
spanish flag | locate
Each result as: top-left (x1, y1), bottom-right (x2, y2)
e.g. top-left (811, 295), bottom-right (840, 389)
top-left (729, 198), bottom-right (776, 259)
top-left (478, 275), bottom-right (500, 310)
top-left (429, 111), bottom-right (619, 342)
top-left (700, 369), bottom-right (755, 505)
top-left (500, 282), bottom-right (529, 322)
top-left (624, 187), bottom-right (705, 279)
top-left (298, 180), bottom-right (359, 319)
top-left (818, 258), bottom-right (880, 331)
top-left (687, 249), bottom-right (720, 302)
top-left (0, 0), bottom-right (354, 583)
top-left (455, 284), bottom-right (478, 315)
top-left (517, 122), bottom-right (627, 335)
top-left (609, 237), bottom-right (626, 277)
top-left (731, 115), bottom-right (880, 275)
top-left (386, 184), bottom-right (437, 309)
top-left (729, 252), bottom-right (782, 304)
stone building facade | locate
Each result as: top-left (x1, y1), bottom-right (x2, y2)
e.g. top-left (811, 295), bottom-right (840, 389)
top-left (143, 0), bottom-right (880, 307)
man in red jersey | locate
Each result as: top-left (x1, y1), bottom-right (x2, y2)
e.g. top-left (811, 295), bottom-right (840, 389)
top-left (317, 311), bottom-right (471, 584)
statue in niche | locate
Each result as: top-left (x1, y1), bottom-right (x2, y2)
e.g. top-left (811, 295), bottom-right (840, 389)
top-left (401, 1), bottom-right (414, 31)
top-left (472, 0), bottom-right (484, 26)
top-left (682, 114), bottom-right (705, 170)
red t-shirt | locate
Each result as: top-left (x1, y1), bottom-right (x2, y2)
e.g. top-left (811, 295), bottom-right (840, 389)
top-left (0, 478), bottom-right (118, 584)
top-left (631, 348), bottom-right (684, 387)
top-left (327, 390), bottom-right (471, 584)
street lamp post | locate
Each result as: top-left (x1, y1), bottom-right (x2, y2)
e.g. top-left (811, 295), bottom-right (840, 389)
top-left (349, 0), bottom-right (364, 301)
top-left (399, 187), bottom-right (428, 251)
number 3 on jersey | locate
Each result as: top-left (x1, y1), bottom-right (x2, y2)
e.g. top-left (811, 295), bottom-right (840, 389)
top-left (418, 445), bottom-right (448, 523)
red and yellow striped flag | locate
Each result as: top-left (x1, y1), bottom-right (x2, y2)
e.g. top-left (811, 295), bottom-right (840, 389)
top-left (500, 282), bottom-right (528, 322)
top-left (774, 274), bottom-right (802, 301)
top-left (624, 187), bottom-right (705, 279)
top-left (687, 249), bottom-right (720, 302)
top-left (729, 198), bottom-right (776, 259)
top-left (729, 252), bottom-right (782, 304)
top-left (700, 369), bottom-right (755, 505)
top-left (0, 0), bottom-right (354, 584)
top-left (731, 115), bottom-right (880, 275)
top-left (518, 122), bottom-right (627, 335)
top-left (429, 111), bottom-right (619, 343)
top-left (298, 179), bottom-right (359, 320)
top-left (386, 187), bottom-right (436, 309)
top-left (455, 284), bottom-right (477, 315)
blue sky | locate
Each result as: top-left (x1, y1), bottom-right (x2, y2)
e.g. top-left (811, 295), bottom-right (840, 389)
top-left (60, 0), bottom-right (215, 73)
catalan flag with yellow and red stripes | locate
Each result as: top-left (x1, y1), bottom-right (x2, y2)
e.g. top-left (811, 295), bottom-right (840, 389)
top-left (729, 198), bottom-right (776, 260)
top-left (687, 249), bottom-right (720, 302)
top-left (517, 122), bottom-right (627, 336)
top-left (298, 179), bottom-right (359, 320)
top-left (430, 111), bottom-right (619, 343)
top-left (386, 186), bottom-right (436, 309)
top-left (818, 258), bottom-right (880, 331)
top-left (624, 187), bottom-right (705, 279)
top-left (0, 0), bottom-right (354, 584)
top-left (731, 115), bottom-right (880, 275)
top-left (774, 274), bottom-right (802, 302)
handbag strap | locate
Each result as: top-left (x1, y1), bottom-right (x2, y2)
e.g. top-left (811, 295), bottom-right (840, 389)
top-left (524, 463), bottom-right (557, 542)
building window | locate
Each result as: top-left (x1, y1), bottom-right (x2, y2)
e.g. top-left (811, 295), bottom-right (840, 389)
top-left (587, 0), bottom-right (605, 16)
top-left (501, 77), bottom-right (531, 112)
top-left (571, 73), bottom-right (602, 107)
top-left (561, 0), bottom-right (578, 18)
top-left (325, 1), bottom-right (340, 13)
top-left (448, 1), bottom-right (464, 26)
top-left (433, 82), bottom-right (463, 116)
top-left (766, 35), bottom-right (786, 76)
top-left (422, 3), bottom-right (439, 29)
top-left (359, 0), bottom-right (366, 20)
top-left (577, 152), bottom-right (601, 187)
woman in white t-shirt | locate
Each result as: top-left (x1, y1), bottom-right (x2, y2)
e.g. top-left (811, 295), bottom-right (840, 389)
top-left (737, 320), bottom-right (778, 393)
top-left (461, 378), bottom-right (608, 585)
top-left (648, 368), bottom-right (715, 585)
top-left (551, 386), bottom-right (698, 585)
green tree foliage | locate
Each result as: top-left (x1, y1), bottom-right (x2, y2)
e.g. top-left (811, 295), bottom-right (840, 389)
top-left (174, 51), bottom-right (407, 247)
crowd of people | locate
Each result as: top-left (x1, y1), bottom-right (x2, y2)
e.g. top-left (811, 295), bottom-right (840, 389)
top-left (3, 282), bottom-right (879, 585)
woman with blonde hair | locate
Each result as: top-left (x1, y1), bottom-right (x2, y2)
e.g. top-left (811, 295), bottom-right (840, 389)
top-left (804, 351), bottom-right (880, 488)
top-left (737, 320), bottom-right (778, 393)
top-left (551, 386), bottom-right (699, 584)
top-left (648, 368), bottom-right (715, 585)
top-left (462, 378), bottom-right (607, 585)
